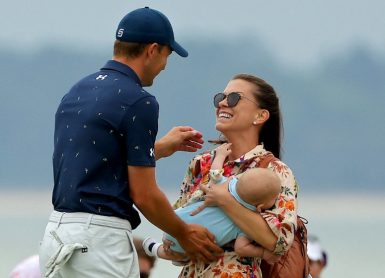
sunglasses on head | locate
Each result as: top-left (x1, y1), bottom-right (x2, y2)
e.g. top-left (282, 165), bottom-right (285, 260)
top-left (213, 92), bottom-right (258, 108)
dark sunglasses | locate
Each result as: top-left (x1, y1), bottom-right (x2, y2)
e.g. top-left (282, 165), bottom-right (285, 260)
top-left (213, 92), bottom-right (259, 108)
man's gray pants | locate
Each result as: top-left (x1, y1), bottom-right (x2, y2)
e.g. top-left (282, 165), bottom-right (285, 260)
top-left (39, 211), bottom-right (139, 277)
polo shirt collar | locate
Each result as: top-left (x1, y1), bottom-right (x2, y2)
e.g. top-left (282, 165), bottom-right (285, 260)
top-left (233, 144), bottom-right (267, 163)
top-left (101, 60), bottom-right (142, 86)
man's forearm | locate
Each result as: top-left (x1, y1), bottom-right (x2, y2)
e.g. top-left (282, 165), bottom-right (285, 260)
top-left (154, 140), bottom-right (166, 160)
top-left (132, 183), bottom-right (187, 239)
top-left (128, 166), bottom-right (187, 238)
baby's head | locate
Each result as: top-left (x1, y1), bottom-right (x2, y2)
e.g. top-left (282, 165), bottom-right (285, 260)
top-left (236, 168), bottom-right (281, 211)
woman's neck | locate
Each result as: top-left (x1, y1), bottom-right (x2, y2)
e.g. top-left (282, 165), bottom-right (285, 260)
top-left (226, 133), bottom-right (260, 161)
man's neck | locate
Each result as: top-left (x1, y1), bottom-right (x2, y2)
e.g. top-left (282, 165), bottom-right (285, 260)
top-left (112, 56), bottom-right (144, 83)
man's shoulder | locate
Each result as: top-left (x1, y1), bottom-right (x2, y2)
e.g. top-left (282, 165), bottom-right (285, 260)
top-left (79, 68), bottom-right (137, 88)
top-left (71, 68), bottom-right (155, 104)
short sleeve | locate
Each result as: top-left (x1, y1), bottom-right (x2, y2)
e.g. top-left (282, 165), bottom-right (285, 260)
top-left (260, 160), bottom-right (298, 255)
top-left (121, 96), bottom-right (159, 167)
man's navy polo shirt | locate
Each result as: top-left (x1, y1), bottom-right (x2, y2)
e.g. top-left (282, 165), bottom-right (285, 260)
top-left (52, 60), bottom-right (159, 229)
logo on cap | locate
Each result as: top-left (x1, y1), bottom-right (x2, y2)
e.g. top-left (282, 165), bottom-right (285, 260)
top-left (117, 29), bottom-right (124, 38)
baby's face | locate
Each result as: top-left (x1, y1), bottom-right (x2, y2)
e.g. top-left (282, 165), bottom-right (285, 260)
top-left (261, 195), bottom-right (279, 210)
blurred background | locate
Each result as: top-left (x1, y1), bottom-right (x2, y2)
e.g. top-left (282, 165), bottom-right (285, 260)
top-left (1, 0), bottom-right (384, 277)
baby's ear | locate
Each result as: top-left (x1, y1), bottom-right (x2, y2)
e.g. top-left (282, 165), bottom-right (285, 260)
top-left (256, 204), bottom-right (264, 213)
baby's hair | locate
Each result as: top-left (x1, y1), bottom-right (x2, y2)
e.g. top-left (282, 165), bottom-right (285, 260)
top-left (237, 168), bottom-right (281, 209)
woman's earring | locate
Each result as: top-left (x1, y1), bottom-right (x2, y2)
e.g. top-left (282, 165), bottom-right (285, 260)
top-left (253, 121), bottom-right (257, 125)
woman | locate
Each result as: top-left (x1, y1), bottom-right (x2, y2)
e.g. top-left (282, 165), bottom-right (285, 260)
top-left (172, 74), bottom-right (298, 277)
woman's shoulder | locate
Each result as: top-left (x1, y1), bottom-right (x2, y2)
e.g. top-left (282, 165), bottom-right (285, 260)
top-left (267, 155), bottom-right (291, 168)
top-left (189, 149), bottom-right (215, 163)
top-left (253, 151), bottom-right (295, 180)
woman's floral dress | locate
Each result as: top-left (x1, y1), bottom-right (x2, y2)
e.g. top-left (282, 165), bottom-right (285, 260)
top-left (173, 145), bottom-right (299, 278)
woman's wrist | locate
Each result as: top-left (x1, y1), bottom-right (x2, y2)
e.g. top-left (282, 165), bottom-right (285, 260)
top-left (261, 248), bottom-right (265, 259)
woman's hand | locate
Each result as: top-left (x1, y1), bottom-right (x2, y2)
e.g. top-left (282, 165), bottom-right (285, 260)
top-left (262, 249), bottom-right (281, 264)
top-left (190, 179), bottom-right (233, 216)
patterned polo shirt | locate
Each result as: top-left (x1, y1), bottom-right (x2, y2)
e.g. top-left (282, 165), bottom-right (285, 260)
top-left (52, 60), bottom-right (158, 229)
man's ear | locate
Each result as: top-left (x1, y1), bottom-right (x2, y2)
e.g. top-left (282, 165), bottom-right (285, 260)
top-left (146, 43), bottom-right (159, 57)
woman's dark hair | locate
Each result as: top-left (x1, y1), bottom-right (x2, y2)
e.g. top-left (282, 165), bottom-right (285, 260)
top-left (233, 73), bottom-right (283, 159)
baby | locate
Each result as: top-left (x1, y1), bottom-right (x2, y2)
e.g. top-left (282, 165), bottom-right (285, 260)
top-left (143, 143), bottom-right (281, 262)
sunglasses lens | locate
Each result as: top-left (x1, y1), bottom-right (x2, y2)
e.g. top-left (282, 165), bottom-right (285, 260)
top-left (213, 93), bottom-right (225, 108)
top-left (227, 93), bottom-right (241, 107)
top-left (213, 92), bottom-right (241, 108)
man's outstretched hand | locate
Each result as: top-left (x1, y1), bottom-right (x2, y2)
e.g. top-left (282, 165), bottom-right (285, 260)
top-left (155, 126), bottom-right (204, 160)
top-left (176, 224), bottom-right (223, 263)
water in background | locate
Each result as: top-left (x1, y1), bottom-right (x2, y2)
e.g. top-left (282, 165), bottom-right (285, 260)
top-left (1, 189), bottom-right (384, 277)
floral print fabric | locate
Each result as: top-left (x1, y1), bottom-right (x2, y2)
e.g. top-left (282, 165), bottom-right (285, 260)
top-left (173, 145), bottom-right (298, 278)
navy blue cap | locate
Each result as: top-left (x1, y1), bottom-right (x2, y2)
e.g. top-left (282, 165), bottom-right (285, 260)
top-left (116, 7), bottom-right (188, 57)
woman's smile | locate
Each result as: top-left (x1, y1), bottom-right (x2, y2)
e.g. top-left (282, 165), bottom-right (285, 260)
top-left (218, 111), bottom-right (233, 120)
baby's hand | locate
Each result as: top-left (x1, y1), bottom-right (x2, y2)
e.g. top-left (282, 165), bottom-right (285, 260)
top-left (215, 143), bottom-right (232, 158)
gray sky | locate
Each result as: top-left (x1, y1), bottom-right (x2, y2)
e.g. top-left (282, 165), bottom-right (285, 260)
top-left (1, 0), bottom-right (384, 67)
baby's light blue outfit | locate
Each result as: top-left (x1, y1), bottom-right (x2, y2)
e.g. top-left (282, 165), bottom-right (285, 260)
top-left (165, 175), bottom-right (256, 253)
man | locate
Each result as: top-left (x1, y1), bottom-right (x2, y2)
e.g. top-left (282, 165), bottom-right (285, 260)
top-left (307, 236), bottom-right (328, 278)
top-left (133, 237), bottom-right (157, 278)
top-left (39, 7), bottom-right (221, 277)
top-left (10, 255), bottom-right (41, 278)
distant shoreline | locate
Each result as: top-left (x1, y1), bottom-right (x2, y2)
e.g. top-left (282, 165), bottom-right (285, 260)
top-left (1, 189), bottom-right (384, 219)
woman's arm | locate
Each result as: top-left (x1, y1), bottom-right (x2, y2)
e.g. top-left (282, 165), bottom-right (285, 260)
top-left (196, 160), bottom-right (298, 255)
top-left (233, 236), bottom-right (282, 264)
top-left (234, 236), bottom-right (264, 257)
top-left (198, 182), bottom-right (278, 251)
top-left (260, 160), bottom-right (298, 255)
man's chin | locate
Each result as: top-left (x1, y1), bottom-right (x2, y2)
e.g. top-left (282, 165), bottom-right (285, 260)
top-left (142, 80), bottom-right (153, 87)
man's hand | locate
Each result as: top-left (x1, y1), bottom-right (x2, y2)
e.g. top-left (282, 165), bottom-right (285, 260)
top-left (155, 126), bottom-right (204, 160)
top-left (176, 224), bottom-right (223, 263)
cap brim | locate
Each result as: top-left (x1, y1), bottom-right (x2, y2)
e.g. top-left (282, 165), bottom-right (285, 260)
top-left (171, 41), bottom-right (188, 57)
